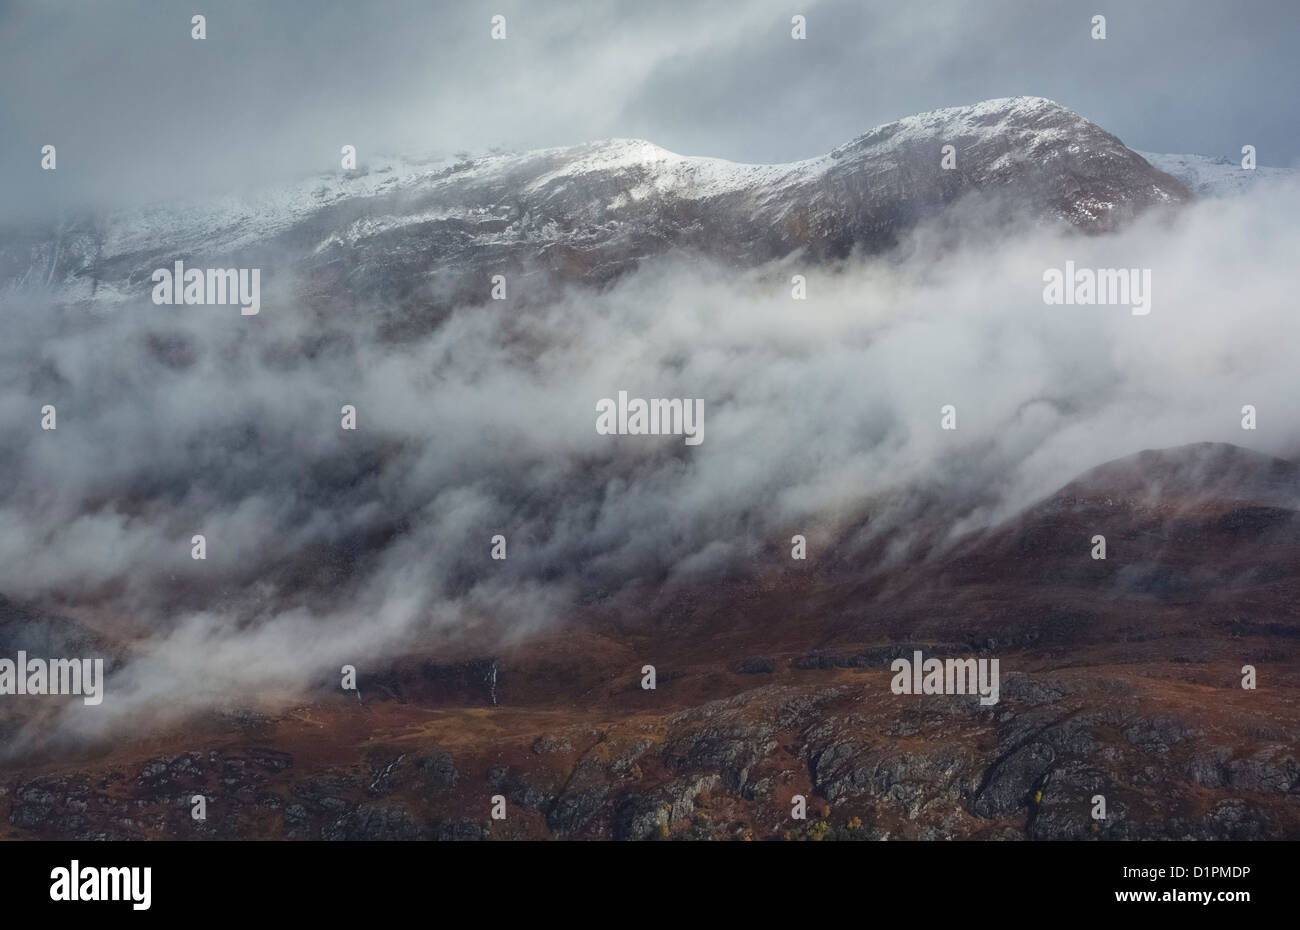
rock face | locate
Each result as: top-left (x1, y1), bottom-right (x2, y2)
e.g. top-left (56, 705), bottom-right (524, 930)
top-left (1, 97), bottom-right (1189, 325)
top-left (4, 667), bottom-right (1296, 841)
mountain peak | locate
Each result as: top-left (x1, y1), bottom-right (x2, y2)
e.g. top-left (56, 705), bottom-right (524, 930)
top-left (2, 98), bottom-right (1192, 310)
top-left (832, 96), bottom-right (1097, 159)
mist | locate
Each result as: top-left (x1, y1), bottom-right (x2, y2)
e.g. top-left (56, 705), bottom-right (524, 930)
top-left (1, 171), bottom-right (1298, 752)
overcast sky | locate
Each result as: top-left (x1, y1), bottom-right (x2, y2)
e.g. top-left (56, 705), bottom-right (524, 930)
top-left (2, 0), bottom-right (1298, 220)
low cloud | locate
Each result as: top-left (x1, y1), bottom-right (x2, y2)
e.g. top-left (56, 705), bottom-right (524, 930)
top-left (2, 176), bottom-right (1299, 751)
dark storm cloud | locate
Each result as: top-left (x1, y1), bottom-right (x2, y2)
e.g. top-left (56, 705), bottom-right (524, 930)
top-left (2, 0), bottom-right (1297, 222)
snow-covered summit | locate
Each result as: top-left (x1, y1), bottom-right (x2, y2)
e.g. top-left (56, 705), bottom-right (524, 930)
top-left (2, 98), bottom-right (1194, 313)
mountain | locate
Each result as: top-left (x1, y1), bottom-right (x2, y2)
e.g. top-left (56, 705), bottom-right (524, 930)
top-left (3, 442), bottom-right (1297, 840)
top-left (1136, 151), bottom-right (1300, 197)
top-left (2, 97), bottom-right (1190, 321)
top-left (2, 101), bottom-right (1296, 842)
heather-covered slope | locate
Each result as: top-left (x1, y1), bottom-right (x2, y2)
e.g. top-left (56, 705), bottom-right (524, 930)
top-left (2, 443), bottom-right (1297, 841)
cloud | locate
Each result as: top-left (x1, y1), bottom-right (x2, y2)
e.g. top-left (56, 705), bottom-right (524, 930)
top-left (1, 171), bottom-right (1299, 752)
